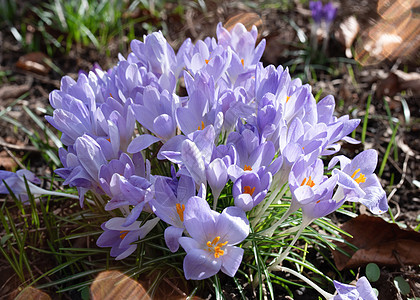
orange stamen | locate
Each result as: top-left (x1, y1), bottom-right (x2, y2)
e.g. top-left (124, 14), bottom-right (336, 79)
top-left (300, 176), bottom-right (315, 187)
top-left (197, 121), bottom-right (205, 130)
top-left (243, 186), bottom-right (256, 196)
top-left (206, 236), bottom-right (228, 258)
top-left (244, 165), bottom-right (252, 171)
top-left (286, 96), bottom-right (291, 103)
top-left (241, 58), bottom-right (245, 67)
top-left (205, 59), bottom-right (210, 64)
top-left (176, 203), bottom-right (185, 222)
top-left (351, 168), bottom-right (366, 184)
top-left (119, 231), bottom-right (129, 239)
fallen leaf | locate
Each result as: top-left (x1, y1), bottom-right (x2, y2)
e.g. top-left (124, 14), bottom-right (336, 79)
top-left (16, 52), bottom-right (51, 75)
top-left (224, 12), bottom-right (263, 39)
top-left (333, 215), bottom-right (420, 270)
top-left (334, 16), bottom-right (360, 58)
top-left (376, 71), bottom-right (420, 98)
top-left (354, 0), bottom-right (420, 65)
top-left (91, 271), bottom-right (151, 300)
top-left (14, 287), bottom-right (51, 300)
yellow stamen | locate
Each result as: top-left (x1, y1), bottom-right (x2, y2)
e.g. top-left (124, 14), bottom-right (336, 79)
top-left (176, 203), bottom-right (185, 222)
top-left (241, 58), bottom-right (245, 67)
top-left (351, 168), bottom-right (366, 184)
top-left (244, 165), bottom-right (252, 171)
top-left (205, 59), bottom-right (210, 64)
top-left (300, 176), bottom-right (315, 187)
top-left (119, 231), bottom-right (129, 239)
top-left (243, 185), bottom-right (256, 196)
top-left (286, 96), bottom-right (291, 103)
top-left (197, 121), bottom-right (205, 130)
top-left (206, 236), bottom-right (228, 258)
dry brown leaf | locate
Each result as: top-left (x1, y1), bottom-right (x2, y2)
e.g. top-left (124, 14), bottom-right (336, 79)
top-left (334, 16), bottom-right (360, 58)
top-left (14, 287), bottom-right (51, 300)
top-left (91, 271), bottom-right (151, 300)
top-left (224, 12), bottom-right (263, 39)
top-left (376, 71), bottom-right (420, 98)
top-left (354, 0), bottom-right (420, 65)
top-left (16, 52), bottom-right (51, 75)
top-left (333, 215), bottom-right (420, 270)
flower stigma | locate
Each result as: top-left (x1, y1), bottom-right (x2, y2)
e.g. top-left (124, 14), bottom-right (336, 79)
top-left (119, 231), bottom-right (129, 239)
top-left (243, 165), bottom-right (252, 171)
top-left (241, 58), bottom-right (245, 67)
top-left (176, 203), bottom-right (185, 222)
top-left (243, 185), bottom-right (256, 196)
top-left (197, 121), bottom-right (205, 131)
top-left (301, 176), bottom-right (315, 187)
top-left (206, 236), bottom-right (228, 258)
top-left (351, 168), bottom-right (366, 184)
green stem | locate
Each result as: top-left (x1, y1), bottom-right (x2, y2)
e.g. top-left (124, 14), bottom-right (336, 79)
top-left (272, 266), bottom-right (334, 299)
top-left (268, 218), bottom-right (311, 270)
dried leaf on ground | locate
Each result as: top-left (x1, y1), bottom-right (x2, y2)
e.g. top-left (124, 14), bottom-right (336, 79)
top-left (13, 287), bottom-right (51, 300)
top-left (333, 214), bottom-right (420, 270)
top-left (91, 271), bottom-right (151, 300)
top-left (376, 71), bottom-right (420, 98)
top-left (224, 12), bottom-right (263, 39)
top-left (16, 52), bottom-right (51, 75)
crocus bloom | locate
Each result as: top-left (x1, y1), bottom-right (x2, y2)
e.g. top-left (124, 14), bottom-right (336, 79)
top-left (329, 149), bottom-right (388, 214)
top-left (179, 197), bottom-right (249, 280)
top-left (150, 175), bottom-right (195, 252)
top-left (0, 170), bottom-right (78, 202)
top-left (332, 277), bottom-right (377, 300)
top-left (232, 171), bottom-right (272, 211)
top-left (96, 217), bottom-right (159, 260)
top-left (322, 2), bottom-right (337, 24)
top-left (288, 158), bottom-right (338, 220)
top-left (309, 1), bottom-right (323, 23)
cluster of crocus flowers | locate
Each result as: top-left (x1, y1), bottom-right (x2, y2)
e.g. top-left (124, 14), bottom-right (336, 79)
top-left (2, 22), bottom-right (387, 294)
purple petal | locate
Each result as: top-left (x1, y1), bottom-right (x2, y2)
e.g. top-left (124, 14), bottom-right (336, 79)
top-left (183, 248), bottom-right (221, 280)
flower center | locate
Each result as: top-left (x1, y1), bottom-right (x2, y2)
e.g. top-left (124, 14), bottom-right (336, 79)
top-left (243, 185), bottom-right (256, 196)
top-left (205, 59), bottom-right (211, 64)
top-left (176, 203), bottom-right (185, 222)
top-left (119, 231), bottom-right (129, 239)
top-left (206, 236), bottom-right (228, 258)
top-left (351, 168), bottom-right (366, 184)
top-left (197, 121), bottom-right (205, 131)
top-left (300, 176), bottom-right (315, 187)
top-left (241, 58), bottom-right (245, 67)
top-left (243, 165), bottom-right (252, 171)
top-left (286, 95), bottom-right (291, 103)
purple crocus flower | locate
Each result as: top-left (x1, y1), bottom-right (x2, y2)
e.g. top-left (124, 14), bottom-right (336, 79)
top-left (288, 158), bottom-right (339, 222)
top-left (322, 2), bottom-right (337, 24)
top-left (99, 152), bottom-right (153, 226)
top-left (232, 171), bottom-right (272, 211)
top-left (150, 175), bottom-right (196, 252)
top-left (184, 40), bottom-right (232, 82)
top-left (0, 169), bottom-right (79, 203)
top-left (96, 217), bottom-right (159, 260)
top-left (227, 128), bottom-right (282, 182)
top-left (332, 277), bottom-right (377, 300)
top-left (55, 134), bottom-right (108, 206)
top-left (309, 1), bottom-right (323, 23)
top-left (129, 31), bottom-right (177, 77)
top-left (216, 22), bottom-right (266, 70)
top-left (179, 196), bottom-right (249, 280)
top-left (329, 149), bottom-right (388, 214)
top-left (159, 125), bottom-right (216, 189)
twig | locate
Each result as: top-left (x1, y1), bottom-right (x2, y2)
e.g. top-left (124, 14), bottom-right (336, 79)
top-left (0, 139), bottom-right (40, 152)
top-left (2, 146), bottom-right (26, 169)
